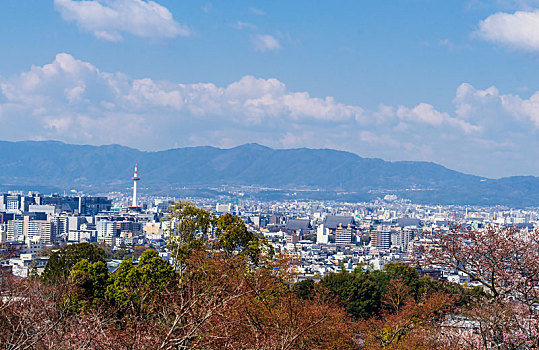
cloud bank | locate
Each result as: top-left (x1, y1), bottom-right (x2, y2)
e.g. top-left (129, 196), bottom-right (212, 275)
top-left (54, 0), bottom-right (190, 41)
top-left (0, 53), bottom-right (537, 177)
top-left (475, 9), bottom-right (539, 50)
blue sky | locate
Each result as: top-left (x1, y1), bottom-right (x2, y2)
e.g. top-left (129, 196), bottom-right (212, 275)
top-left (1, 0), bottom-right (539, 178)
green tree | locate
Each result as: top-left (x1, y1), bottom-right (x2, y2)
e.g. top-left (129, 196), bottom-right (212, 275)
top-left (165, 201), bottom-right (214, 274)
top-left (106, 250), bottom-right (176, 312)
top-left (42, 243), bottom-right (107, 284)
top-left (320, 269), bottom-right (381, 319)
top-left (104, 259), bottom-right (134, 308)
top-left (293, 278), bottom-right (315, 300)
top-left (133, 250), bottom-right (176, 289)
top-left (68, 259), bottom-right (109, 311)
top-left (111, 248), bottom-right (132, 260)
top-left (384, 263), bottom-right (420, 290)
top-left (370, 263), bottom-right (421, 301)
top-left (133, 245), bottom-right (148, 260)
top-left (215, 213), bottom-right (273, 265)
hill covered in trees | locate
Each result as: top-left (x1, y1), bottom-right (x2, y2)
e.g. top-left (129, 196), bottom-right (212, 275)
top-left (0, 140), bottom-right (538, 206)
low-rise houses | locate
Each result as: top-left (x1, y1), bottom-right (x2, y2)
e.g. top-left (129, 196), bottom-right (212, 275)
top-left (1, 190), bottom-right (538, 288)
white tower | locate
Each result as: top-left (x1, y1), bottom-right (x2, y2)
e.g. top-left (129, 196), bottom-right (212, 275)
top-left (131, 165), bottom-right (140, 207)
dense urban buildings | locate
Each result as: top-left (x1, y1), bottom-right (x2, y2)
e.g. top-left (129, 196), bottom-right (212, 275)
top-left (1, 187), bottom-right (537, 286)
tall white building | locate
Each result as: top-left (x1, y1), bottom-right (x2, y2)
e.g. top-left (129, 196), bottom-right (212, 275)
top-left (97, 220), bottom-right (118, 238)
top-left (27, 220), bottom-right (53, 245)
top-left (316, 224), bottom-right (329, 244)
top-left (7, 220), bottom-right (24, 242)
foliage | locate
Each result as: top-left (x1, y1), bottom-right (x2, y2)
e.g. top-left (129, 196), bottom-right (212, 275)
top-left (37, 244), bottom-right (65, 257)
top-left (0, 276), bottom-right (72, 350)
top-left (165, 200), bottom-right (213, 273)
top-left (105, 249), bottom-right (176, 312)
top-left (6, 204), bottom-right (536, 349)
top-left (215, 212), bottom-right (273, 265)
top-left (132, 245), bottom-right (148, 260)
top-left (320, 268), bottom-right (381, 319)
top-left (0, 247), bottom-right (360, 349)
top-left (42, 243), bottom-right (107, 284)
top-left (68, 259), bottom-right (109, 311)
top-left (111, 248), bottom-right (132, 260)
top-left (360, 290), bottom-right (455, 349)
top-left (429, 225), bottom-right (539, 349)
top-left (309, 261), bottom-right (477, 348)
top-left (293, 278), bottom-right (315, 300)
top-left (95, 241), bottom-right (113, 257)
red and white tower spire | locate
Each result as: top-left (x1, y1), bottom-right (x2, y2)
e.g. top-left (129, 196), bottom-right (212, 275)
top-left (131, 165), bottom-right (140, 207)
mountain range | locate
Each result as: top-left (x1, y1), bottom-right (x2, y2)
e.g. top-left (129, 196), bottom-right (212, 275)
top-left (0, 140), bottom-right (537, 207)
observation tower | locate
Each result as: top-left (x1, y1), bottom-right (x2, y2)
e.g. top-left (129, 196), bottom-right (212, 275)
top-left (131, 165), bottom-right (140, 208)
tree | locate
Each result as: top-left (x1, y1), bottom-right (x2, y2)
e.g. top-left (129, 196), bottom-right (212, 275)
top-left (132, 245), bottom-right (149, 260)
top-left (293, 278), bottom-right (316, 300)
top-left (215, 213), bottom-right (273, 264)
top-left (165, 201), bottom-right (213, 274)
top-left (320, 268), bottom-right (381, 319)
top-left (359, 290), bottom-right (455, 349)
top-left (111, 248), bottom-right (132, 260)
top-left (428, 225), bottom-right (539, 349)
top-left (106, 250), bottom-right (176, 312)
top-left (42, 243), bottom-right (107, 284)
top-left (0, 243), bottom-right (18, 266)
top-left (156, 250), bottom-right (359, 350)
top-left (0, 276), bottom-right (72, 350)
top-left (68, 259), bottom-right (109, 311)
top-left (0, 205), bottom-right (364, 349)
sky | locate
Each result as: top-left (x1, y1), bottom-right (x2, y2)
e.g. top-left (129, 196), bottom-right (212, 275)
top-left (1, 0), bottom-right (539, 178)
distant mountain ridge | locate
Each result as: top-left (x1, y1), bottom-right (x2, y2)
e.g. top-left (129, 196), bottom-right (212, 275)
top-left (0, 140), bottom-right (537, 206)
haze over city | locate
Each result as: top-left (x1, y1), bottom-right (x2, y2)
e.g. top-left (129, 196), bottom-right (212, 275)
top-left (1, 1), bottom-right (539, 178)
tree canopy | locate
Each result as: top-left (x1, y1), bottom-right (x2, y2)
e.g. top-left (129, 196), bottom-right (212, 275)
top-left (42, 243), bottom-right (107, 284)
top-left (215, 213), bottom-right (273, 264)
top-left (106, 249), bottom-right (176, 311)
top-left (166, 200), bottom-right (214, 273)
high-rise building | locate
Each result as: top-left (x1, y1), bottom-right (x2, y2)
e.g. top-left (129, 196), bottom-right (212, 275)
top-left (371, 230), bottom-right (391, 250)
top-left (316, 223), bottom-right (329, 244)
top-left (7, 220), bottom-right (24, 242)
top-left (52, 216), bottom-right (68, 238)
top-left (97, 220), bottom-right (119, 238)
top-left (335, 224), bottom-right (353, 246)
top-left (6, 195), bottom-right (21, 212)
top-left (391, 229), bottom-right (415, 252)
top-left (27, 221), bottom-right (53, 245)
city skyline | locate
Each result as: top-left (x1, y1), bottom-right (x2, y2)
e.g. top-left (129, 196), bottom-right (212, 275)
top-left (1, 1), bottom-right (539, 178)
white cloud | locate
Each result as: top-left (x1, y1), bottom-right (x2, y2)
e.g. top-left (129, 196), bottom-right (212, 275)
top-left (248, 7), bottom-right (266, 16)
top-left (0, 53), bottom-right (363, 133)
top-left (251, 34), bottom-right (281, 52)
top-left (454, 82), bottom-right (539, 127)
top-left (1, 53), bottom-right (538, 177)
top-left (502, 91), bottom-right (539, 126)
top-left (396, 103), bottom-right (481, 134)
top-left (475, 9), bottom-right (539, 50)
top-left (232, 21), bottom-right (256, 30)
top-left (438, 39), bottom-right (470, 50)
top-left (54, 0), bottom-right (190, 41)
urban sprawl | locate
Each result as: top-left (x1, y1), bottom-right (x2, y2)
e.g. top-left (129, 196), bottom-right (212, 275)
top-left (1, 168), bottom-right (537, 287)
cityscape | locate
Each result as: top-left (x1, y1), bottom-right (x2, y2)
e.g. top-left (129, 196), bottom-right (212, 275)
top-left (1, 165), bottom-right (538, 348)
top-left (1, 167), bottom-right (537, 283)
top-left (1, 1), bottom-right (539, 349)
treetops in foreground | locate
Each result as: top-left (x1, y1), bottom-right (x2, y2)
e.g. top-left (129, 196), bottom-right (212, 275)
top-left (0, 201), bottom-right (538, 349)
